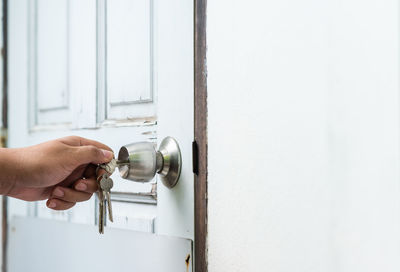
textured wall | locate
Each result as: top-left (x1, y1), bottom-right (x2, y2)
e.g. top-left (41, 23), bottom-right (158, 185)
top-left (207, 0), bottom-right (400, 271)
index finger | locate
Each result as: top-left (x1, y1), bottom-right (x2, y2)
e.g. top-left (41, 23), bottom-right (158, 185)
top-left (59, 136), bottom-right (112, 151)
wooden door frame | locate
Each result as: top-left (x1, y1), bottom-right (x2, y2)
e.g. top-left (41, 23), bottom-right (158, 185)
top-left (194, 0), bottom-right (207, 271)
top-left (0, 0), bottom-right (208, 271)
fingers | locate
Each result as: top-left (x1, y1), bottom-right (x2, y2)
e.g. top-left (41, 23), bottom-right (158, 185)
top-left (47, 178), bottom-right (98, 211)
top-left (60, 136), bottom-right (112, 151)
top-left (83, 164), bottom-right (97, 178)
top-left (73, 177), bottom-right (99, 193)
top-left (46, 199), bottom-right (76, 211)
top-left (73, 145), bottom-right (114, 165)
top-left (51, 186), bottom-right (93, 203)
top-left (60, 136), bottom-right (114, 164)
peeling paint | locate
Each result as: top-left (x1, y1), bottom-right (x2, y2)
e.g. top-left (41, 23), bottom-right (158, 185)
top-left (99, 118), bottom-right (157, 128)
top-left (142, 130), bottom-right (156, 135)
top-left (185, 254), bottom-right (190, 272)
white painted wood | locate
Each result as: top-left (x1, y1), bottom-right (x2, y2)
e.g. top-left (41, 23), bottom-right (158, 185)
top-left (35, 0), bottom-right (71, 125)
top-left (8, 0), bottom-right (194, 270)
top-left (69, 0), bottom-right (97, 129)
top-left (107, 201), bottom-right (155, 233)
top-left (156, 0), bottom-right (194, 239)
top-left (28, 0), bottom-right (97, 129)
top-left (36, 0), bottom-right (68, 111)
top-left (208, 0), bottom-right (400, 271)
top-left (104, 0), bottom-right (156, 121)
top-left (8, 217), bottom-right (192, 272)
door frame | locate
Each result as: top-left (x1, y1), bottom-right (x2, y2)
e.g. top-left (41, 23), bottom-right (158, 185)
top-left (194, 0), bottom-right (207, 271)
top-left (0, 0), bottom-right (208, 271)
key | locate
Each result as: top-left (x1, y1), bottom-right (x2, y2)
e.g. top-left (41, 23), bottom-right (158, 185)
top-left (99, 158), bottom-right (118, 175)
top-left (99, 158), bottom-right (130, 176)
top-left (100, 174), bottom-right (114, 222)
top-left (98, 190), bottom-right (105, 234)
top-left (97, 174), bottom-right (106, 234)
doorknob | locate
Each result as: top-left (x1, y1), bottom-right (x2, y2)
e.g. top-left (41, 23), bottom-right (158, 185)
top-left (117, 137), bottom-right (182, 188)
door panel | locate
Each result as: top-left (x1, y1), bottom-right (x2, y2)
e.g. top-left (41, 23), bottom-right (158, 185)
top-left (107, 0), bottom-right (153, 107)
top-left (99, 0), bottom-right (156, 121)
top-left (8, 0), bottom-right (194, 270)
top-left (34, 0), bottom-right (71, 125)
top-left (9, 217), bottom-right (192, 272)
top-left (36, 0), bottom-right (69, 111)
top-left (29, 0), bottom-right (97, 130)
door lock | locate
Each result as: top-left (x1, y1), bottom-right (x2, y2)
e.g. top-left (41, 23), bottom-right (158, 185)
top-left (117, 137), bottom-right (182, 188)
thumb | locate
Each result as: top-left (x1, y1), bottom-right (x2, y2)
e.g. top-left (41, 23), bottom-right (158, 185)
top-left (73, 145), bottom-right (114, 165)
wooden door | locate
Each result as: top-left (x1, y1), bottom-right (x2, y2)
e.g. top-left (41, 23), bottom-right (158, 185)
top-left (7, 0), bottom-right (194, 271)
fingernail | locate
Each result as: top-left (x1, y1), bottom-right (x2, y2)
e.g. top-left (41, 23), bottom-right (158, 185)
top-left (102, 149), bottom-right (114, 159)
top-left (75, 183), bottom-right (87, 191)
top-left (48, 201), bottom-right (56, 208)
top-left (53, 188), bottom-right (64, 197)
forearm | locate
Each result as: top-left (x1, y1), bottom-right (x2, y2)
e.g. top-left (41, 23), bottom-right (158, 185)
top-left (0, 148), bottom-right (19, 195)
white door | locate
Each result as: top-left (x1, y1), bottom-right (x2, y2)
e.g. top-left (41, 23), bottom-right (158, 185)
top-left (7, 0), bottom-right (194, 271)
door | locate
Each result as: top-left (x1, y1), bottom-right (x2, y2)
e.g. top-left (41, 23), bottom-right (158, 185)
top-left (7, 0), bottom-right (194, 271)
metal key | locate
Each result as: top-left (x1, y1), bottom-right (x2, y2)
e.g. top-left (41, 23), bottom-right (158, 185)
top-left (97, 173), bottom-right (109, 234)
top-left (99, 158), bottom-right (130, 176)
top-left (97, 186), bottom-right (105, 234)
top-left (99, 158), bottom-right (118, 175)
top-left (100, 174), bottom-right (114, 222)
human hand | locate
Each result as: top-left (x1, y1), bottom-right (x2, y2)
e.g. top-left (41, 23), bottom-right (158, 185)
top-left (2, 136), bottom-right (113, 210)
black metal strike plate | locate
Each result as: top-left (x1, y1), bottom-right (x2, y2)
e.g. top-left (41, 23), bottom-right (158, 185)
top-left (192, 140), bottom-right (199, 175)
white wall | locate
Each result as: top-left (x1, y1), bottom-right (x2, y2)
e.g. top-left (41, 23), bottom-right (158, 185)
top-left (208, 0), bottom-right (400, 271)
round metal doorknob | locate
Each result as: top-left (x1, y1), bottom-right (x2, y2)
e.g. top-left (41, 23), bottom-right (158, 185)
top-left (117, 137), bottom-right (182, 188)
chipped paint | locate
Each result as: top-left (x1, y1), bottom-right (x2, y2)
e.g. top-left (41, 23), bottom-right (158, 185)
top-left (185, 254), bottom-right (190, 272)
top-left (99, 117), bottom-right (157, 128)
top-left (142, 130), bottom-right (156, 135)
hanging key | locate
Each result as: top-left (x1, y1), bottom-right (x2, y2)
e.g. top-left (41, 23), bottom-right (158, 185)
top-left (96, 158), bottom-right (128, 233)
top-left (98, 189), bottom-right (105, 234)
top-left (100, 174), bottom-right (114, 222)
top-left (97, 174), bottom-right (107, 234)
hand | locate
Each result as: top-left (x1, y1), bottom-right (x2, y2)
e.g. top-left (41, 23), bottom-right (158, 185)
top-left (1, 136), bottom-right (113, 210)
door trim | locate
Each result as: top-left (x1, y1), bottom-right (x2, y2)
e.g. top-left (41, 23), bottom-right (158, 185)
top-left (194, 0), bottom-right (207, 271)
